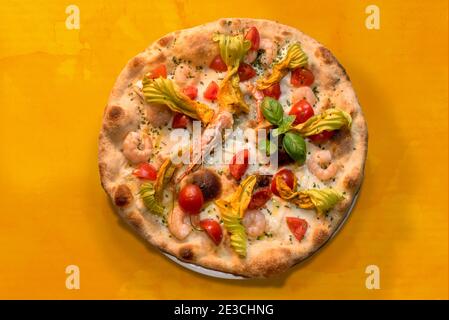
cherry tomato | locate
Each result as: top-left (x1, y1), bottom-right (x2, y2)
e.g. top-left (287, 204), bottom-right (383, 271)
top-left (309, 130), bottom-right (335, 143)
top-left (238, 63), bottom-right (256, 81)
top-left (199, 219), bottom-right (223, 245)
top-left (271, 169), bottom-right (295, 196)
top-left (132, 163), bottom-right (157, 180)
top-left (290, 67), bottom-right (314, 87)
top-left (178, 184), bottom-right (204, 215)
top-left (146, 64), bottom-right (167, 79)
top-left (262, 83), bottom-right (281, 100)
top-left (172, 112), bottom-right (191, 129)
top-left (288, 100), bottom-right (315, 125)
top-left (248, 187), bottom-right (272, 210)
top-left (209, 55), bottom-right (228, 72)
top-left (245, 26), bottom-right (260, 51)
top-left (286, 217), bottom-right (308, 241)
top-left (229, 149), bottom-right (249, 180)
top-left (182, 85), bottom-right (198, 100)
top-left (204, 81), bottom-right (219, 100)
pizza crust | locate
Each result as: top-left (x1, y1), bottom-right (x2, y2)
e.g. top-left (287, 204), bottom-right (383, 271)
top-left (98, 18), bottom-right (368, 278)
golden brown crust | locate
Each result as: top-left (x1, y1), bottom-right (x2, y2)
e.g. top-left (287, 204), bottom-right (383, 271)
top-left (98, 18), bottom-right (368, 278)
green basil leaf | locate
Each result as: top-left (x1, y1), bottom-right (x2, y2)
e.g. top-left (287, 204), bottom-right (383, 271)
top-left (261, 97), bottom-right (284, 125)
top-left (282, 131), bottom-right (307, 164)
top-left (272, 115), bottom-right (295, 137)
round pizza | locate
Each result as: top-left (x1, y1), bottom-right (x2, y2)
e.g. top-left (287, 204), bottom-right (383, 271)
top-left (98, 18), bottom-right (368, 278)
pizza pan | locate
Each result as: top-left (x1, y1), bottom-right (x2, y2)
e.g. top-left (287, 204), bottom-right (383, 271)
top-left (162, 179), bottom-right (363, 280)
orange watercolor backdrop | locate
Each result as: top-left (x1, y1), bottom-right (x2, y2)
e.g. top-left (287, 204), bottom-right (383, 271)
top-left (0, 0), bottom-right (447, 299)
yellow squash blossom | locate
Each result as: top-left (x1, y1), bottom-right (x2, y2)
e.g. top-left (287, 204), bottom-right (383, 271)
top-left (215, 175), bottom-right (257, 257)
top-left (257, 43), bottom-right (308, 90)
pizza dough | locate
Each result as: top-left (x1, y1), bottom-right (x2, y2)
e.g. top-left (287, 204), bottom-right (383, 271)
top-left (98, 18), bottom-right (367, 278)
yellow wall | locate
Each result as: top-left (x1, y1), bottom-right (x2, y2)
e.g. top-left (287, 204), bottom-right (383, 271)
top-left (0, 0), bottom-right (447, 299)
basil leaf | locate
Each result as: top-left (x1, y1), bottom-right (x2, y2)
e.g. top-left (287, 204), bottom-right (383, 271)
top-left (282, 131), bottom-right (307, 164)
top-left (261, 97), bottom-right (283, 125)
top-left (272, 115), bottom-right (295, 137)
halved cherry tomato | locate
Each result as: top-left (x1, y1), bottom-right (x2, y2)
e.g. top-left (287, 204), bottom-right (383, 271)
top-left (290, 67), bottom-right (314, 87)
top-left (147, 64), bottom-right (167, 79)
top-left (309, 130), bottom-right (335, 143)
top-left (204, 81), bottom-right (219, 100)
top-left (209, 55), bottom-right (228, 72)
top-left (248, 187), bottom-right (272, 210)
top-left (271, 169), bottom-right (295, 197)
top-left (238, 63), bottom-right (256, 81)
top-left (229, 149), bottom-right (249, 180)
top-left (172, 112), bottom-right (191, 129)
top-left (245, 26), bottom-right (260, 51)
top-left (286, 217), bottom-right (308, 241)
top-left (262, 83), bottom-right (281, 100)
top-left (199, 219), bottom-right (223, 245)
top-left (288, 100), bottom-right (315, 125)
top-left (182, 85), bottom-right (198, 100)
top-left (178, 184), bottom-right (204, 215)
top-left (132, 163), bottom-right (157, 180)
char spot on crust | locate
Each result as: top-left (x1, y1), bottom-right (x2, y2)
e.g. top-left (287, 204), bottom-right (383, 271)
top-left (312, 227), bottom-right (330, 247)
top-left (132, 56), bottom-right (145, 68)
top-left (147, 51), bottom-right (166, 65)
top-left (107, 105), bottom-right (124, 122)
top-left (219, 18), bottom-right (242, 29)
top-left (315, 46), bottom-right (336, 65)
top-left (343, 167), bottom-right (361, 190)
top-left (126, 210), bottom-right (144, 229)
top-left (158, 35), bottom-right (174, 47)
top-left (274, 35), bottom-right (283, 42)
top-left (179, 247), bottom-right (194, 260)
top-left (281, 30), bottom-right (292, 36)
top-left (114, 184), bottom-right (133, 207)
top-left (104, 105), bottom-right (130, 133)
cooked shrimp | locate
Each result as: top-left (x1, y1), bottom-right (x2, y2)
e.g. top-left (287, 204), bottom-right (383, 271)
top-left (244, 50), bottom-right (258, 64)
top-left (177, 110), bottom-right (234, 181)
top-left (307, 150), bottom-right (338, 181)
top-left (260, 39), bottom-right (277, 66)
top-left (122, 131), bottom-right (153, 164)
top-left (242, 210), bottom-right (266, 237)
top-left (292, 86), bottom-right (317, 106)
top-left (174, 63), bottom-right (199, 87)
top-left (245, 83), bottom-right (265, 122)
top-left (145, 103), bottom-right (172, 127)
top-left (168, 205), bottom-right (192, 240)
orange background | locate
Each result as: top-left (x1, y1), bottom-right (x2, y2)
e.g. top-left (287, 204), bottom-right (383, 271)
top-left (0, 0), bottom-right (447, 299)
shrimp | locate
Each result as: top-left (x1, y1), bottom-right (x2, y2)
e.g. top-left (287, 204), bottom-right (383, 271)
top-left (122, 131), bottom-right (153, 164)
top-left (244, 50), bottom-right (258, 64)
top-left (168, 205), bottom-right (192, 240)
top-left (242, 210), bottom-right (266, 238)
top-left (259, 39), bottom-right (277, 66)
top-left (145, 103), bottom-right (172, 127)
top-left (174, 63), bottom-right (199, 87)
top-left (307, 150), bottom-right (338, 181)
top-left (292, 86), bottom-right (317, 106)
top-left (177, 110), bottom-right (234, 181)
top-left (245, 83), bottom-right (265, 122)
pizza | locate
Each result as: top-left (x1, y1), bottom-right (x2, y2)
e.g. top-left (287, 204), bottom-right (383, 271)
top-left (98, 18), bottom-right (368, 278)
